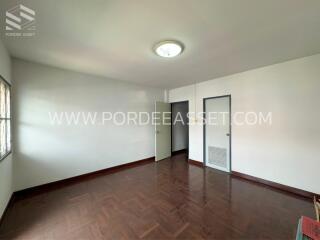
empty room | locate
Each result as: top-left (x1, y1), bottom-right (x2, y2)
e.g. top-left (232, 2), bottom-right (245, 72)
top-left (0, 0), bottom-right (320, 239)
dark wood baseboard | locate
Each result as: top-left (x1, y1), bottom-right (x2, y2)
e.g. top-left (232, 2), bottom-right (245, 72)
top-left (0, 157), bottom-right (153, 227)
top-left (0, 153), bottom-right (313, 239)
top-left (232, 171), bottom-right (319, 200)
top-left (0, 193), bottom-right (15, 227)
top-left (172, 149), bottom-right (187, 155)
top-left (14, 156), bottom-right (155, 198)
top-left (188, 159), bottom-right (204, 167)
top-left (0, 156), bottom-right (155, 227)
top-left (2, 156), bottom-right (317, 229)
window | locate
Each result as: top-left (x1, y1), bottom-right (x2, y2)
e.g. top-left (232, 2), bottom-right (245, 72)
top-left (0, 75), bottom-right (11, 161)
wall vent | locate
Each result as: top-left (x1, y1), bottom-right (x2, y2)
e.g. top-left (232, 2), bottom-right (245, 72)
top-left (208, 146), bottom-right (227, 168)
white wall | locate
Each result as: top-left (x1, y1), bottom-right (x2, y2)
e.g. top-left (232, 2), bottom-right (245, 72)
top-left (172, 102), bottom-right (188, 152)
top-left (0, 38), bottom-right (13, 219)
top-left (12, 59), bottom-right (164, 191)
top-left (169, 54), bottom-right (320, 194)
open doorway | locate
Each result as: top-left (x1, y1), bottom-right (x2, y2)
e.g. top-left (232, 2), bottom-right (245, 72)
top-left (171, 101), bottom-right (189, 157)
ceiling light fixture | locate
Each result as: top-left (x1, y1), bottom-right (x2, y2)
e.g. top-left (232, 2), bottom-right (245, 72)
top-left (154, 40), bottom-right (184, 58)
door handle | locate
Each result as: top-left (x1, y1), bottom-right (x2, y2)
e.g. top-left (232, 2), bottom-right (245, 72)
top-left (226, 133), bottom-right (230, 136)
top-left (156, 130), bottom-right (160, 134)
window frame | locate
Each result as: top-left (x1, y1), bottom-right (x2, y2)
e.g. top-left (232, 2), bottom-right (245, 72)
top-left (0, 74), bottom-right (12, 162)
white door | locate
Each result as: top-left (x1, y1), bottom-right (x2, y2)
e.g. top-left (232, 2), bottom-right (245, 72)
top-left (204, 96), bottom-right (231, 172)
top-left (155, 102), bottom-right (171, 161)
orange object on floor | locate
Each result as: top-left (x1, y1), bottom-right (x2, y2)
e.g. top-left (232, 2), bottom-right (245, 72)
top-left (302, 216), bottom-right (320, 240)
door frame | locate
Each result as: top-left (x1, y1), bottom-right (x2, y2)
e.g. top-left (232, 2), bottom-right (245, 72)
top-left (203, 95), bottom-right (232, 172)
top-left (170, 101), bottom-right (189, 156)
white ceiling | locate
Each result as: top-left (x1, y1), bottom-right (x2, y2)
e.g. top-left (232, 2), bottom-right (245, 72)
top-left (1, 0), bottom-right (320, 89)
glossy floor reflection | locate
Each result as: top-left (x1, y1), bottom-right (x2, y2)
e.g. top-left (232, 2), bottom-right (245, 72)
top-left (0, 153), bottom-right (314, 239)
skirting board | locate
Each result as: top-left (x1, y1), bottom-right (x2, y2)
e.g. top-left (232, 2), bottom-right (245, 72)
top-left (186, 159), bottom-right (318, 200)
top-left (172, 149), bottom-right (187, 155)
top-left (188, 159), bottom-right (204, 167)
top-left (16, 156), bottom-right (155, 196)
top-left (0, 156), bottom-right (155, 227)
top-left (0, 193), bottom-right (15, 228)
top-left (232, 171), bottom-right (319, 200)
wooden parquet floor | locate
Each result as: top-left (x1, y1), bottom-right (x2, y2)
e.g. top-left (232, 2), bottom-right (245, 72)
top-left (0, 153), bottom-right (314, 240)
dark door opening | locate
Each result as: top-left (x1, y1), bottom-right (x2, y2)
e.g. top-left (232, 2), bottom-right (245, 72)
top-left (171, 101), bottom-right (189, 157)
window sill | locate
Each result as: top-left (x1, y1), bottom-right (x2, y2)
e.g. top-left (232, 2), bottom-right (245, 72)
top-left (0, 151), bottom-right (12, 162)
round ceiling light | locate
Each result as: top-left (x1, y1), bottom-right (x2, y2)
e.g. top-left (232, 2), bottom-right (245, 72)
top-left (154, 40), bottom-right (184, 58)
